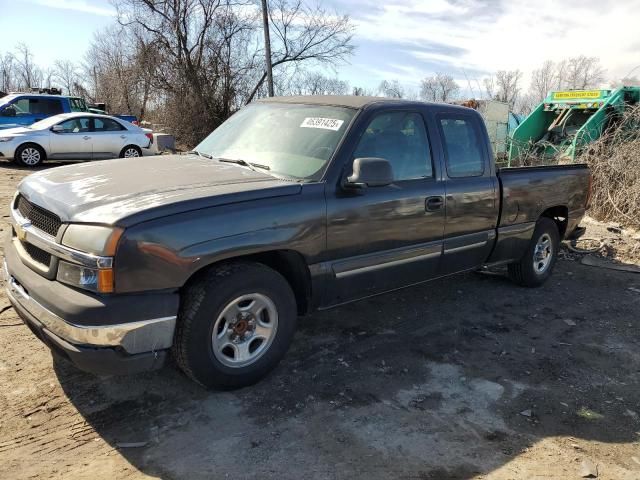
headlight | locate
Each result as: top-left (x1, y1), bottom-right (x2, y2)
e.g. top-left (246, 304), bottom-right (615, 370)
top-left (59, 225), bottom-right (123, 293)
top-left (0, 136), bottom-right (15, 142)
top-left (62, 224), bottom-right (123, 256)
top-left (57, 261), bottom-right (114, 293)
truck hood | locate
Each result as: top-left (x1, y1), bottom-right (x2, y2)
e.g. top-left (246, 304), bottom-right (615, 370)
top-left (18, 154), bottom-right (301, 226)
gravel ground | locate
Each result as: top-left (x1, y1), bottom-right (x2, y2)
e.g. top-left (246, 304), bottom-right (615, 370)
top-left (1, 161), bottom-right (640, 480)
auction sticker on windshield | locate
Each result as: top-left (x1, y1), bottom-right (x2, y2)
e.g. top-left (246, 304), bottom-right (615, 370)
top-left (300, 117), bottom-right (344, 131)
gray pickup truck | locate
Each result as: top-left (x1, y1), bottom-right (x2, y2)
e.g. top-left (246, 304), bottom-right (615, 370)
top-left (4, 96), bottom-right (591, 389)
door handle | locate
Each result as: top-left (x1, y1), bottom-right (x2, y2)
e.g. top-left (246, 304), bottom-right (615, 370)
top-left (120, 135), bottom-right (126, 139)
top-left (425, 196), bottom-right (444, 211)
top-left (83, 136), bottom-right (91, 140)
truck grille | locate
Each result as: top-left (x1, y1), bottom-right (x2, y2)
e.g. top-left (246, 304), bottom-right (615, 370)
top-left (16, 195), bottom-right (62, 237)
top-left (23, 241), bottom-right (52, 267)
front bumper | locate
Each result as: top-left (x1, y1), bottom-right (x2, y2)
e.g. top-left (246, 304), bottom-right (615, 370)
top-left (0, 139), bottom-right (18, 160)
top-left (3, 230), bottom-right (179, 375)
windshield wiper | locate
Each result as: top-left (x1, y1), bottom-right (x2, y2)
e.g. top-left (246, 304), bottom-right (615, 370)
top-left (216, 157), bottom-right (270, 171)
top-left (186, 150), bottom-right (213, 159)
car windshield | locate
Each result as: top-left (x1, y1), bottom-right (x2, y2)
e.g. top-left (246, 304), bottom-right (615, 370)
top-left (70, 98), bottom-right (87, 112)
top-left (194, 103), bottom-right (356, 180)
top-left (28, 115), bottom-right (73, 129)
top-left (0, 95), bottom-right (15, 109)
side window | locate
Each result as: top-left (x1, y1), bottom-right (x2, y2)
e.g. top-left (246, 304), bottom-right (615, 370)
top-left (57, 118), bottom-right (91, 133)
top-left (94, 118), bottom-right (125, 132)
top-left (353, 112), bottom-right (433, 181)
top-left (439, 116), bottom-right (485, 177)
top-left (14, 99), bottom-right (30, 114)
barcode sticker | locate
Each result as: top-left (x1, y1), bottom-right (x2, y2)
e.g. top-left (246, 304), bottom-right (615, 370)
top-left (300, 117), bottom-right (344, 131)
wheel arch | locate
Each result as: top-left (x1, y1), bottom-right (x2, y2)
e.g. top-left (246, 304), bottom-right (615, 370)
top-left (539, 205), bottom-right (569, 239)
top-left (15, 141), bottom-right (48, 161)
top-left (182, 249), bottom-right (312, 316)
top-left (120, 144), bottom-right (142, 157)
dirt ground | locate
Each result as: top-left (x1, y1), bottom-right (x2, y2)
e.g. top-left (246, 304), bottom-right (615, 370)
top-left (1, 162), bottom-right (640, 480)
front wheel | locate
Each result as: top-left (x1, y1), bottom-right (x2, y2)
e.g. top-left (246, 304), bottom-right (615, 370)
top-left (16, 144), bottom-right (45, 167)
top-left (173, 262), bottom-right (297, 389)
top-left (508, 217), bottom-right (560, 287)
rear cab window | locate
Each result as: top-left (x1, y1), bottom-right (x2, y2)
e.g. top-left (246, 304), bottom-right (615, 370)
top-left (438, 115), bottom-right (485, 177)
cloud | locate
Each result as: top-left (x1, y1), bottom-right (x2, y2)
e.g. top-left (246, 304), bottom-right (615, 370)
top-left (336, 0), bottom-right (640, 89)
top-left (30, 0), bottom-right (116, 17)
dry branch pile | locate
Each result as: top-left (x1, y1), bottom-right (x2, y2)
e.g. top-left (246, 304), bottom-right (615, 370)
top-left (578, 106), bottom-right (640, 229)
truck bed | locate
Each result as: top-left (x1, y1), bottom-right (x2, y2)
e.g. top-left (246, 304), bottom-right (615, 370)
top-left (487, 163), bottom-right (590, 264)
top-left (497, 163), bottom-right (590, 231)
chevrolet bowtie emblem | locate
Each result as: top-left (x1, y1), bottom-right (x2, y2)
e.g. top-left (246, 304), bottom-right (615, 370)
top-left (16, 222), bottom-right (31, 241)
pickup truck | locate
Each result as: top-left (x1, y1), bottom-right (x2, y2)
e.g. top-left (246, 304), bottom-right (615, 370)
top-left (3, 96), bottom-right (591, 389)
top-left (0, 93), bottom-right (138, 129)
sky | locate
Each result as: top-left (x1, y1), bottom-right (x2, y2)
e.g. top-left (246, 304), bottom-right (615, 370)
top-left (1, 0), bottom-right (639, 94)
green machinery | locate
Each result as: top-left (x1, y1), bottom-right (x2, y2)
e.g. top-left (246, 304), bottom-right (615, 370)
top-left (508, 86), bottom-right (640, 165)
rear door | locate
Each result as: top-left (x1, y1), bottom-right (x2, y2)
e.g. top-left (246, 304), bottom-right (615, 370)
top-left (49, 117), bottom-right (93, 159)
top-left (434, 111), bottom-right (498, 274)
top-left (324, 108), bottom-right (446, 305)
top-left (91, 117), bottom-right (128, 159)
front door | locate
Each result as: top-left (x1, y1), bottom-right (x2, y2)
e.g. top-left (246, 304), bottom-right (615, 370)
top-left (49, 117), bottom-right (93, 159)
top-left (325, 109), bottom-right (445, 305)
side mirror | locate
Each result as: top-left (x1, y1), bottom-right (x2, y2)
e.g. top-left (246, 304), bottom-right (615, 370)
top-left (1, 107), bottom-right (16, 117)
top-left (51, 125), bottom-right (64, 133)
top-left (345, 157), bottom-right (393, 189)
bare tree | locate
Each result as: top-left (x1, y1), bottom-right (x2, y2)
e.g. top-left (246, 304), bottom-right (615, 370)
top-left (84, 24), bottom-right (158, 120)
top-left (377, 79), bottom-right (405, 98)
top-left (0, 52), bottom-right (17, 93)
top-left (352, 86), bottom-right (374, 96)
top-left (483, 70), bottom-right (522, 107)
top-left (54, 60), bottom-right (80, 96)
top-left (287, 71), bottom-right (349, 95)
top-left (247, 0), bottom-right (355, 102)
top-left (15, 43), bottom-right (42, 90)
top-left (420, 72), bottom-right (460, 102)
top-left (111, 0), bottom-right (354, 145)
top-left (560, 55), bottom-right (605, 90)
top-left (529, 60), bottom-right (558, 102)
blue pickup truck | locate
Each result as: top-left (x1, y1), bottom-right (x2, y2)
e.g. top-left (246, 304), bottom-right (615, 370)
top-left (0, 93), bottom-right (138, 129)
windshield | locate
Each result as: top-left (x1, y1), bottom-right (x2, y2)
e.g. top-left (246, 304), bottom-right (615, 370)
top-left (29, 114), bottom-right (73, 129)
top-left (0, 95), bottom-right (15, 109)
top-left (194, 103), bottom-right (356, 180)
top-left (70, 97), bottom-right (87, 112)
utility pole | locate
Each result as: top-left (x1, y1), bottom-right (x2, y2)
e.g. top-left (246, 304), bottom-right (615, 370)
top-left (261, 0), bottom-right (274, 97)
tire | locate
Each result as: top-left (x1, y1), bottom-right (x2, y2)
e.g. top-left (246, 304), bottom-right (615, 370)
top-left (173, 262), bottom-right (297, 389)
top-left (508, 217), bottom-right (560, 287)
top-left (120, 145), bottom-right (142, 158)
top-left (15, 143), bottom-right (45, 167)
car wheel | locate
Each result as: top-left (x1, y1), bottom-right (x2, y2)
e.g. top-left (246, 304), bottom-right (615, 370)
top-left (508, 217), bottom-right (560, 287)
top-left (173, 261), bottom-right (297, 389)
top-left (120, 145), bottom-right (142, 158)
top-left (16, 144), bottom-right (45, 167)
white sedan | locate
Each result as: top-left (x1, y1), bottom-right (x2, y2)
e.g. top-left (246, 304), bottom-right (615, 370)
top-left (0, 112), bottom-right (153, 167)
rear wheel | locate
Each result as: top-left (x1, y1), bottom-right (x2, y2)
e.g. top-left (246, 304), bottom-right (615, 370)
top-left (173, 262), bottom-right (297, 389)
top-left (508, 217), bottom-right (559, 287)
top-left (120, 145), bottom-right (142, 158)
top-left (16, 144), bottom-right (45, 167)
